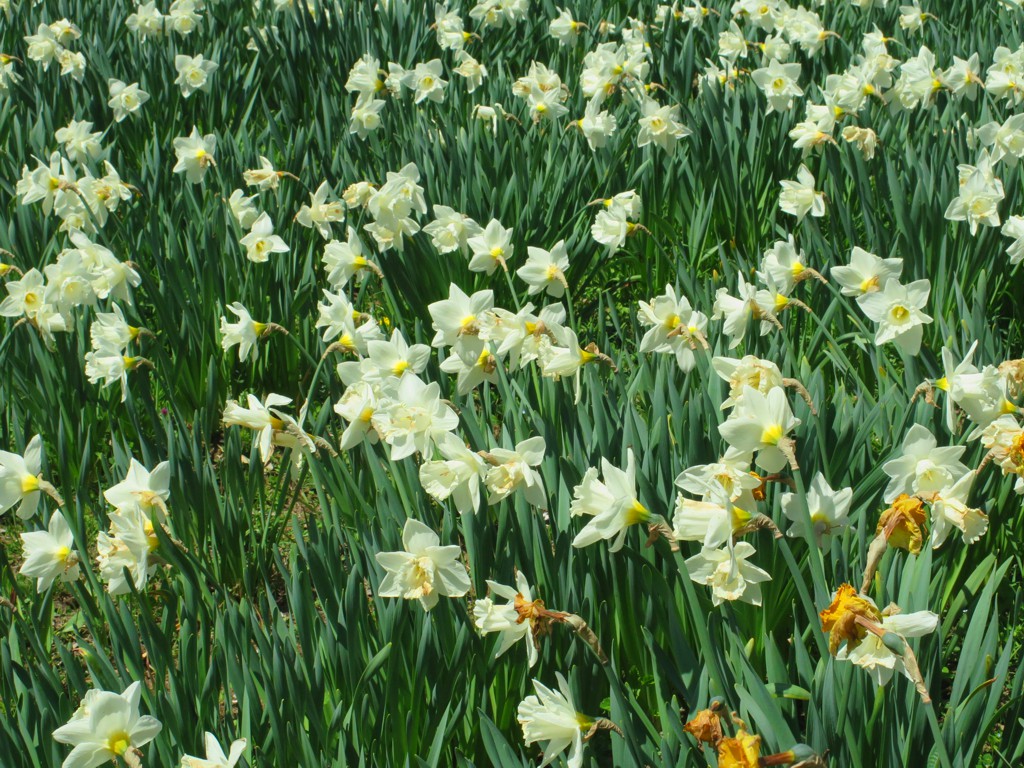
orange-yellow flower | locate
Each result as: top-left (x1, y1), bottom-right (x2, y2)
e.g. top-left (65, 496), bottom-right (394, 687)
top-left (820, 583), bottom-right (882, 656)
top-left (718, 729), bottom-right (761, 768)
top-left (876, 494), bottom-right (927, 554)
top-left (683, 708), bottom-right (723, 746)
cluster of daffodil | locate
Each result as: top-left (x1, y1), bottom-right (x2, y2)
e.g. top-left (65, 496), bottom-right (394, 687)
top-left (125, 0), bottom-right (209, 40)
top-left (674, 0), bottom-right (1024, 266)
top-left (1, 435), bottom-right (246, 768)
top-left (0, 227), bottom-right (145, 392)
top-left (51, 679), bottom-right (246, 768)
top-left (3, 438), bottom-right (176, 599)
top-left (337, 3), bottom-right (697, 157)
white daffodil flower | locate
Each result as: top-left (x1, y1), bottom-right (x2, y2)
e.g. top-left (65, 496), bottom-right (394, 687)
top-left (781, 472), bottom-right (853, 545)
top-left (53, 682), bottom-right (163, 768)
top-left (881, 424), bottom-right (969, 503)
top-left (19, 510), bottom-right (81, 591)
top-left (374, 518), bottom-right (470, 611)
top-left (684, 539), bottom-right (772, 606)
top-left (180, 732), bottom-right (248, 768)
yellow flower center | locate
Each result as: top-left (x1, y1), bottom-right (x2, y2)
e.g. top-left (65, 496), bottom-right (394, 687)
top-left (811, 512), bottom-right (831, 534)
top-left (24, 291), bottom-right (40, 309)
top-left (760, 424), bottom-right (783, 445)
top-left (489, 246), bottom-right (504, 259)
top-left (21, 474), bottom-right (40, 493)
top-left (405, 557), bottom-right (434, 599)
top-left (859, 275), bottom-right (880, 293)
top-left (392, 360), bottom-right (410, 376)
top-left (731, 505), bottom-right (752, 529)
top-left (107, 732), bottom-right (131, 756)
top-left (55, 545), bottom-right (71, 563)
top-left (576, 713), bottom-right (595, 730)
top-left (625, 499), bottom-right (650, 526)
top-left (1007, 433), bottom-right (1024, 472)
top-left (890, 305), bottom-right (909, 321)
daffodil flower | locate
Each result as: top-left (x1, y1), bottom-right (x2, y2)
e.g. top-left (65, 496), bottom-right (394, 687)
top-left (103, 458), bottom-right (171, 523)
top-left (473, 571), bottom-right (539, 666)
top-left (239, 212), bottom-right (289, 263)
top-left (296, 181), bottom-right (346, 239)
top-left (517, 240), bottom-right (570, 298)
top-left (517, 673), bottom-right (604, 768)
top-left (483, 435), bottom-right (546, 507)
top-left (172, 127), bottom-right (216, 184)
top-left (636, 97), bottom-right (691, 153)
top-left (718, 385), bottom-right (801, 472)
top-left (180, 732), bottom-right (247, 768)
top-left (428, 283), bottom-right (494, 348)
top-left (19, 510), bottom-right (80, 591)
top-left (778, 164), bottom-right (825, 221)
top-left (881, 424), bottom-right (968, 502)
top-left (467, 218), bottom-right (513, 275)
top-left (856, 278), bottom-right (932, 355)
top-left (571, 449), bottom-right (651, 552)
top-left (419, 432), bottom-right (486, 515)
top-left (322, 226), bottom-right (380, 288)
top-left (97, 504), bottom-right (159, 594)
top-left (174, 53), bottom-right (217, 97)
top-left (830, 247), bottom-right (903, 297)
top-left (929, 470), bottom-right (988, 547)
top-left (684, 539), bottom-right (772, 606)
top-left (781, 472), bottom-right (852, 545)
top-left (53, 681), bottom-right (162, 768)
top-left (1001, 215), bottom-right (1024, 264)
top-left (751, 59), bottom-right (804, 113)
top-left (371, 374), bottom-right (459, 460)
top-left (374, 518), bottom-right (469, 611)
top-left (107, 79), bottom-right (149, 122)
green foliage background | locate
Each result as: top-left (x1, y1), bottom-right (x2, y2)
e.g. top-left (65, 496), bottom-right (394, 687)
top-left (1, 0), bottom-right (1023, 766)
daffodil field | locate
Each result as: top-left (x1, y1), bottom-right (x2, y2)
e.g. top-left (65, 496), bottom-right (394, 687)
top-left (4, 0), bottom-right (1024, 766)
